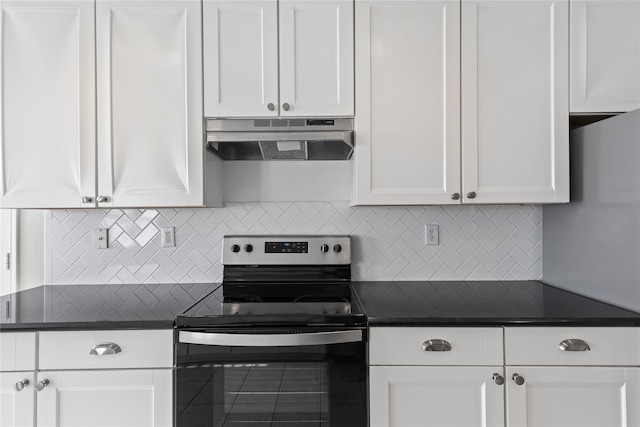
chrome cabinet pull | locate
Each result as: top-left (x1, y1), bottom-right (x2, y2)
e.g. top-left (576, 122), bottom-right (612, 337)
top-left (512, 373), bottom-right (525, 386)
top-left (90, 342), bottom-right (122, 356)
top-left (81, 196), bottom-right (93, 204)
top-left (451, 193), bottom-right (461, 200)
top-left (97, 196), bottom-right (109, 203)
top-left (467, 191), bottom-right (477, 199)
top-left (267, 103), bottom-right (275, 111)
top-left (35, 379), bottom-right (49, 392)
top-left (282, 103), bottom-right (290, 111)
top-left (422, 339), bottom-right (452, 352)
top-left (15, 379), bottom-right (29, 391)
top-left (558, 339), bottom-right (591, 352)
top-left (492, 373), bottom-right (504, 385)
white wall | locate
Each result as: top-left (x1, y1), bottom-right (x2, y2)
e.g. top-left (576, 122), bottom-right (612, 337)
top-left (17, 210), bottom-right (45, 292)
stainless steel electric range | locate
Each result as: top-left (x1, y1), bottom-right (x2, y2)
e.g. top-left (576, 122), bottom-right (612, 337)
top-left (175, 235), bottom-right (367, 427)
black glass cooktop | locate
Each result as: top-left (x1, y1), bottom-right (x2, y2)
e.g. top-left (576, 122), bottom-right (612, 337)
top-left (175, 283), bottom-right (366, 329)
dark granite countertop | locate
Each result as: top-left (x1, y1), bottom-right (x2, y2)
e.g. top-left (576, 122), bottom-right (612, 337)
top-left (352, 281), bottom-right (640, 326)
top-left (2, 281), bottom-right (639, 331)
top-left (0, 283), bottom-right (217, 331)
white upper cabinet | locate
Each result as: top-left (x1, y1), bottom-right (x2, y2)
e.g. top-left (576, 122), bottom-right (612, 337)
top-left (0, 0), bottom-right (96, 209)
top-left (461, 0), bottom-right (569, 204)
top-left (96, 0), bottom-right (203, 207)
top-left (203, 1), bottom-right (279, 117)
top-left (354, 0), bottom-right (569, 205)
top-left (278, 1), bottom-right (354, 117)
top-left (570, 0), bottom-right (640, 113)
top-left (204, 0), bottom-right (354, 117)
top-left (353, 0), bottom-right (461, 205)
top-left (0, 0), bottom-right (203, 209)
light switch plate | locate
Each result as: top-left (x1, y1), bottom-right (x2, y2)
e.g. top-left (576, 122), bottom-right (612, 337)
top-left (94, 228), bottom-right (108, 249)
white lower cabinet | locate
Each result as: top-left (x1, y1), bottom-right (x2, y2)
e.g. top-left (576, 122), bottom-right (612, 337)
top-left (505, 366), bottom-right (640, 427)
top-left (370, 366), bottom-right (505, 427)
top-left (1, 332), bottom-right (37, 427)
top-left (504, 327), bottom-right (640, 427)
top-left (369, 327), bottom-right (505, 427)
top-left (0, 330), bottom-right (173, 427)
top-left (35, 369), bottom-right (172, 427)
top-left (0, 372), bottom-right (35, 427)
top-left (370, 327), bottom-right (640, 427)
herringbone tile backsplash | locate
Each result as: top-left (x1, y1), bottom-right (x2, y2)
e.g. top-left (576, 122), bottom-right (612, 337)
top-left (46, 203), bottom-right (542, 284)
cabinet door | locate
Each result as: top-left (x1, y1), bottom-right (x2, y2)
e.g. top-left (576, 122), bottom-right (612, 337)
top-left (279, 0), bottom-right (354, 117)
top-left (506, 367), bottom-right (640, 427)
top-left (0, 0), bottom-right (96, 208)
top-left (0, 372), bottom-right (35, 427)
top-left (570, 0), bottom-right (640, 113)
top-left (461, 0), bottom-right (569, 204)
top-left (96, 0), bottom-right (203, 207)
top-left (203, 0), bottom-right (278, 117)
top-left (353, 0), bottom-right (461, 205)
top-left (370, 366), bottom-right (505, 427)
top-left (36, 369), bottom-right (172, 427)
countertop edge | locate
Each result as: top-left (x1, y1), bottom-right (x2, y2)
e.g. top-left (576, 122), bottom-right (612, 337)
top-left (0, 320), bottom-right (175, 332)
top-left (365, 317), bottom-right (640, 327)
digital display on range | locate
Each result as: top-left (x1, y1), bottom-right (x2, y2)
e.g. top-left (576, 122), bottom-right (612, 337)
top-left (265, 241), bottom-right (308, 253)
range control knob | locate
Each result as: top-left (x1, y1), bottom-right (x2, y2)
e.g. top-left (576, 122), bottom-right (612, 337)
top-left (320, 244), bottom-right (330, 253)
top-left (244, 244), bottom-right (253, 253)
top-left (231, 244), bottom-right (241, 253)
top-left (334, 244), bottom-right (342, 253)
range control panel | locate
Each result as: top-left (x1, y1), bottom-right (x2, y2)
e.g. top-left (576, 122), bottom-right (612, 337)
top-left (222, 235), bottom-right (350, 265)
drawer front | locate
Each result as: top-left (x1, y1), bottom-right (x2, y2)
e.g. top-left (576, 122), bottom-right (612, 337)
top-left (39, 329), bottom-right (173, 370)
top-left (0, 332), bottom-right (37, 372)
top-left (370, 327), bottom-right (503, 366)
top-left (505, 327), bottom-right (640, 366)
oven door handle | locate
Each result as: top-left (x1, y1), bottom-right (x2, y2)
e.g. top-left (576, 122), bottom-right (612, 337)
top-left (179, 330), bottom-right (363, 347)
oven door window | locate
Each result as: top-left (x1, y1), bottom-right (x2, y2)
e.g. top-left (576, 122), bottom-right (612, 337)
top-left (176, 343), bottom-right (366, 427)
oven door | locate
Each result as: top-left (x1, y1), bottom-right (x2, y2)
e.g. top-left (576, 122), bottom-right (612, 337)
top-left (175, 329), bottom-right (367, 427)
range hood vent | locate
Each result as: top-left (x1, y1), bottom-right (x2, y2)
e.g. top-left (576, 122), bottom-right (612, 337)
top-left (206, 118), bottom-right (353, 161)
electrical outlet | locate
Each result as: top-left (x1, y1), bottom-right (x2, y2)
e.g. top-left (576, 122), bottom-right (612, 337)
top-left (161, 227), bottom-right (175, 248)
top-left (94, 228), bottom-right (108, 249)
top-left (425, 225), bottom-right (439, 246)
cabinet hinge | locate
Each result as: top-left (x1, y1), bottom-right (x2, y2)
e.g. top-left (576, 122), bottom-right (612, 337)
top-left (5, 253), bottom-right (10, 270)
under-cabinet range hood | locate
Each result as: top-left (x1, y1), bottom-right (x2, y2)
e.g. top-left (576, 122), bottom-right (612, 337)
top-left (205, 118), bottom-right (353, 161)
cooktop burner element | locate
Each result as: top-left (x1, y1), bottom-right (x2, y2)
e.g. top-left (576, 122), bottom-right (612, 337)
top-left (175, 235), bottom-right (365, 328)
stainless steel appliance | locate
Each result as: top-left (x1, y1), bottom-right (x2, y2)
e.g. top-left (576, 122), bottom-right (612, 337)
top-left (175, 235), bottom-right (367, 427)
top-left (205, 118), bottom-right (354, 161)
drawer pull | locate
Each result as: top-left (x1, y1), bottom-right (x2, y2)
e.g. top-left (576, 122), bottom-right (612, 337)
top-left (558, 339), bottom-right (591, 352)
top-left (422, 339), bottom-right (452, 352)
top-left (15, 379), bottom-right (29, 391)
top-left (90, 342), bottom-right (122, 356)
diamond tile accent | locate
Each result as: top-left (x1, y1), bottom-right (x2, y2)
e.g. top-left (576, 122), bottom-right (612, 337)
top-left (46, 203), bottom-right (542, 284)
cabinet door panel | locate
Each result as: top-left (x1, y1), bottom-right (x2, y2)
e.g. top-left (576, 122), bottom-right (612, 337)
top-left (0, 372), bottom-right (35, 427)
top-left (0, 0), bottom-right (95, 208)
top-left (279, 0), bottom-right (354, 116)
top-left (506, 367), bottom-right (640, 427)
top-left (571, 0), bottom-right (640, 113)
top-left (203, 0), bottom-right (278, 117)
top-left (354, 0), bottom-right (461, 205)
top-left (461, 0), bottom-right (569, 204)
top-left (96, 0), bottom-right (203, 207)
top-left (370, 366), bottom-right (504, 427)
top-left (36, 369), bottom-right (172, 427)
